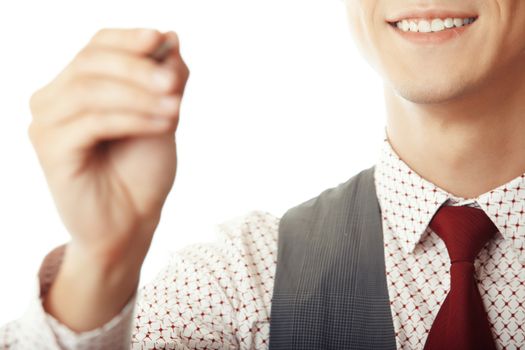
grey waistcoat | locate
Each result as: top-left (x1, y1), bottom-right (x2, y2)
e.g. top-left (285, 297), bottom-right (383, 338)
top-left (268, 165), bottom-right (397, 349)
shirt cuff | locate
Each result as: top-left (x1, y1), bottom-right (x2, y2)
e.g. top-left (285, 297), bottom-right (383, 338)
top-left (32, 243), bottom-right (137, 349)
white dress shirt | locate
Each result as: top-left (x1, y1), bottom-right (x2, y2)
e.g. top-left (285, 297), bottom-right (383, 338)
top-left (2, 128), bottom-right (525, 349)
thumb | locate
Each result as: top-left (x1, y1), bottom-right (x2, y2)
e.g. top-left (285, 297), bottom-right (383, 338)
top-left (148, 31), bottom-right (179, 63)
top-left (162, 31), bottom-right (183, 65)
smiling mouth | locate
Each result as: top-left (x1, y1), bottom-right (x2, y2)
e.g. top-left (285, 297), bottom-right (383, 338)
top-left (387, 16), bottom-right (478, 33)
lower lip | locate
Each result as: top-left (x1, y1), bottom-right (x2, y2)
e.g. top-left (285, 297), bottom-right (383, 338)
top-left (387, 20), bottom-right (477, 45)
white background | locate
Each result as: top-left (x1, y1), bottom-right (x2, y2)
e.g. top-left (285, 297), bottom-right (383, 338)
top-left (0, 0), bottom-right (386, 325)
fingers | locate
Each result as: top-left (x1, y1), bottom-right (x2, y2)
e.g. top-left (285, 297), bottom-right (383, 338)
top-left (58, 29), bottom-right (188, 95)
top-left (34, 76), bottom-right (181, 125)
top-left (162, 31), bottom-right (190, 91)
top-left (88, 28), bottom-right (164, 55)
top-left (29, 111), bottom-right (178, 157)
top-left (65, 46), bottom-right (185, 94)
top-left (149, 31), bottom-right (180, 62)
top-left (27, 27), bottom-right (190, 162)
top-left (63, 111), bottom-right (178, 152)
top-left (160, 31), bottom-right (181, 61)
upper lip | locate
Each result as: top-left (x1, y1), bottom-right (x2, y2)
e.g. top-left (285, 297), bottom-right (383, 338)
top-left (386, 9), bottom-right (478, 23)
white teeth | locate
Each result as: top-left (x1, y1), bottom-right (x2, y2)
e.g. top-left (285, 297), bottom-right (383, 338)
top-left (431, 18), bottom-right (445, 32)
top-left (401, 19), bottom-right (409, 31)
top-left (453, 18), bottom-right (464, 27)
top-left (444, 18), bottom-right (454, 28)
top-left (418, 20), bottom-right (432, 33)
top-left (393, 17), bottom-right (476, 33)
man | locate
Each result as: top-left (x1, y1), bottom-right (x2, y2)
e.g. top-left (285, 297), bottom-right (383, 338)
top-left (2, 0), bottom-right (524, 349)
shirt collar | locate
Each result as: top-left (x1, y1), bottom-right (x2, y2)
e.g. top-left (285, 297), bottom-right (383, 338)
top-left (374, 128), bottom-right (525, 264)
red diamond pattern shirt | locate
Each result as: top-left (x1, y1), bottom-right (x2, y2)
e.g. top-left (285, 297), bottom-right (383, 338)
top-left (2, 128), bottom-right (525, 349)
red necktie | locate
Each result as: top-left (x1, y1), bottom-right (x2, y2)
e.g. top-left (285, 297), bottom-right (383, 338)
top-left (423, 205), bottom-right (498, 350)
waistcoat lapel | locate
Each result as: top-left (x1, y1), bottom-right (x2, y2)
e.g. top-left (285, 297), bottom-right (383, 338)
top-left (269, 165), bottom-right (396, 349)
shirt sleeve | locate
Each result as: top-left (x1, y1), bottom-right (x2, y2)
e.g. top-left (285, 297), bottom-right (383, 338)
top-left (0, 244), bottom-right (137, 350)
top-left (0, 209), bottom-right (279, 350)
top-left (131, 209), bottom-right (278, 349)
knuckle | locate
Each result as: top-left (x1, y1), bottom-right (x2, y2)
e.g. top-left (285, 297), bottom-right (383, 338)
top-left (166, 62), bottom-right (189, 90)
top-left (73, 46), bottom-right (98, 71)
top-left (26, 123), bottom-right (37, 143)
top-left (160, 70), bottom-right (177, 92)
top-left (136, 27), bottom-right (159, 37)
top-left (27, 122), bottom-right (46, 149)
top-left (132, 28), bottom-right (162, 52)
top-left (72, 76), bottom-right (98, 95)
top-left (68, 76), bottom-right (97, 108)
top-left (167, 105), bottom-right (181, 123)
top-left (60, 50), bottom-right (90, 84)
top-left (180, 60), bottom-right (190, 77)
top-left (28, 89), bottom-right (41, 115)
top-left (173, 58), bottom-right (190, 82)
top-left (167, 115), bottom-right (180, 133)
top-left (92, 28), bottom-right (111, 42)
top-left (28, 86), bottom-right (52, 121)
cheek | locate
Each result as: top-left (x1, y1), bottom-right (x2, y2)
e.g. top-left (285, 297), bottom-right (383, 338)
top-left (345, 5), bottom-right (380, 70)
top-left (509, 7), bottom-right (525, 56)
top-left (483, 1), bottom-right (525, 68)
top-left (346, 7), bottom-right (364, 48)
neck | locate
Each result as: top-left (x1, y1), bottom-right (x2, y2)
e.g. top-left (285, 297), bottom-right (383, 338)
top-left (384, 65), bottom-right (525, 199)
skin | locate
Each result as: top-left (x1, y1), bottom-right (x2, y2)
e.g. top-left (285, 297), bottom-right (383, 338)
top-left (29, 1), bottom-right (525, 332)
top-left (344, 0), bottom-right (525, 199)
top-left (29, 28), bottom-right (189, 331)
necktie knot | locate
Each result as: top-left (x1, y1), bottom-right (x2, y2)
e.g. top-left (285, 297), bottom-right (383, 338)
top-left (429, 205), bottom-right (497, 264)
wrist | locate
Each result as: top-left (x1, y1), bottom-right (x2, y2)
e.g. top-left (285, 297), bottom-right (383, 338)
top-left (42, 241), bottom-right (144, 332)
top-left (65, 211), bottom-right (160, 274)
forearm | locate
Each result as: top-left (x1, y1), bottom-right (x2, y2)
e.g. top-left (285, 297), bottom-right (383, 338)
top-left (43, 241), bottom-right (142, 332)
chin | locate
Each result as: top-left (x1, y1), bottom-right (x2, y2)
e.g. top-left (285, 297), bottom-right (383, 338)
top-left (385, 71), bottom-right (481, 105)
top-left (391, 84), bottom-right (461, 104)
